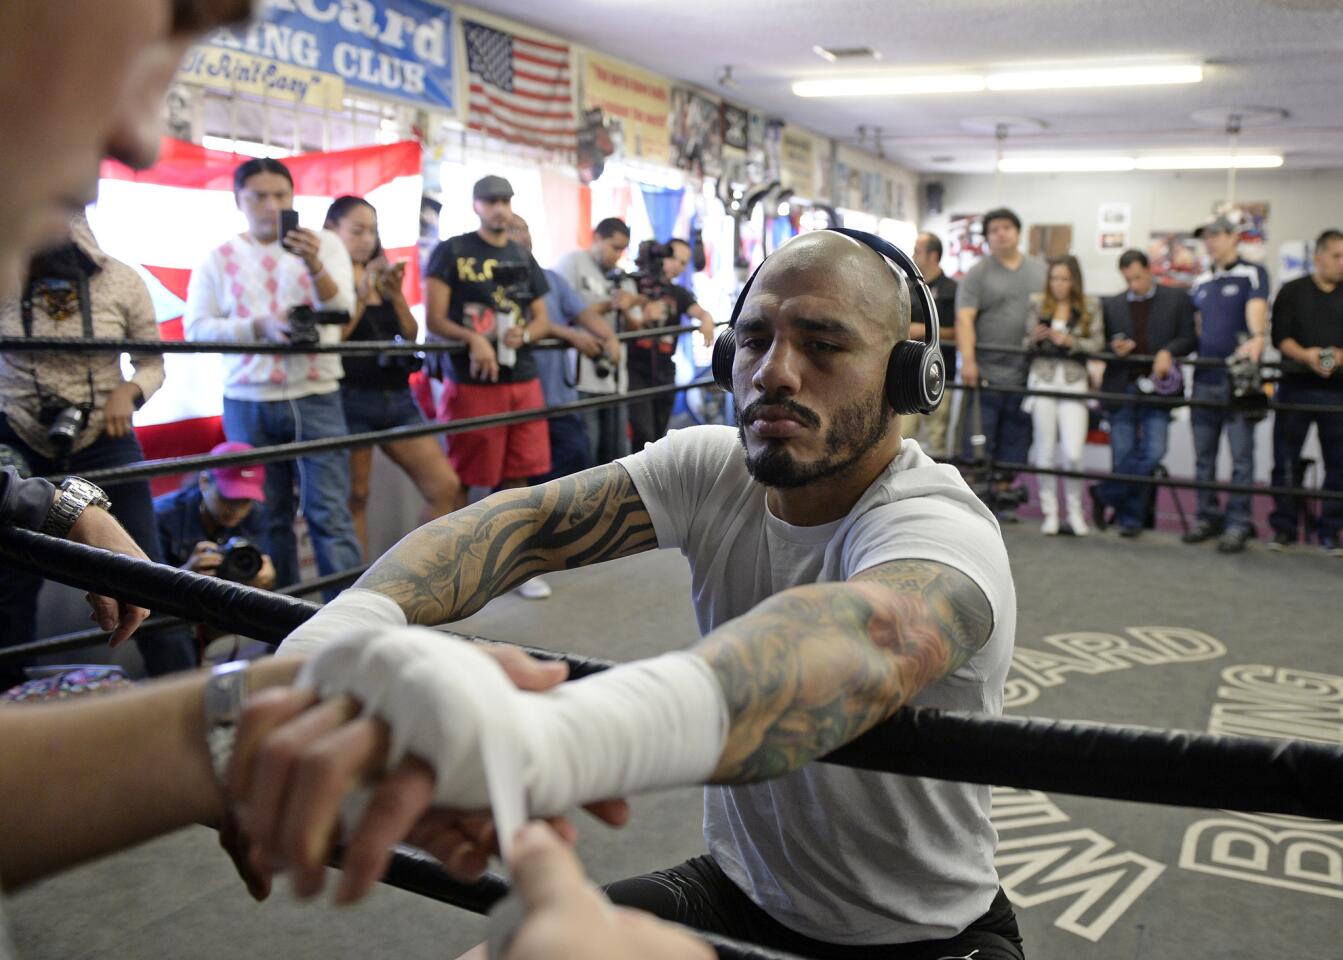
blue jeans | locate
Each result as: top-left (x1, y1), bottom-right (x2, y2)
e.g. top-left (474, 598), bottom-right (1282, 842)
top-left (1096, 386), bottom-right (1172, 530)
top-left (539, 414), bottom-right (593, 482)
top-left (340, 384), bottom-right (424, 435)
top-left (222, 392), bottom-right (362, 597)
top-left (1190, 378), bottom-right (1256, 532)
top-left (963, 386), bottom-right (1033, 474)
top-left (0, 417), bottom-right (197, 683)
top-left (1268, 383), bottom-right (1343, 542)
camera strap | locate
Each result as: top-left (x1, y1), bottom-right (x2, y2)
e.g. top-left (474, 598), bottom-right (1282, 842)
top-left (16, 273), bottom-right (96, 410)
top-left (21, 273), bottom-right (94, 339)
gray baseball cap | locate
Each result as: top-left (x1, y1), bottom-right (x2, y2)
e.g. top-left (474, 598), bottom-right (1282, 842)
top-left (1194, 215), bottom-right (1237, 237)
top-left (473, 175), bottom-right (514, 201)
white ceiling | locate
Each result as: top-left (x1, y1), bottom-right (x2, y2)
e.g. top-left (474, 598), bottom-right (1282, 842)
top-left (470, 0), bottom-right (1343, 173)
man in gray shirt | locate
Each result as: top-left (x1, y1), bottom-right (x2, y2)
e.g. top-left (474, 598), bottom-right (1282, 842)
top-left (554, 218), bottom-right (643, 464)
top-left (955, 208), bottom-right (1047, 511)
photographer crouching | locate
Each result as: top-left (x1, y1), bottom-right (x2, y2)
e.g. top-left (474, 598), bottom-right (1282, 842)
top-left (153, 441), bottom-right (275, 590)
top-left (0, 213), bottom-right (197, 684)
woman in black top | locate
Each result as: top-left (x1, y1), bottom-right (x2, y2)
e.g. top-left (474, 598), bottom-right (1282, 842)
top-left (325, 196), bottom-right (464, 555)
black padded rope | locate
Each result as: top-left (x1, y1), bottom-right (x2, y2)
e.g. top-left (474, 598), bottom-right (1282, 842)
top-left (946, 379), bottom-right (1343, 416)
top-left (65, 378), bottom-right (714, 486)
top-left (3, 524), bottom-right (1340, 820)
top-left (0, 321), bottom-right (706, 355)
top-left (823, 709), bottom-right (1343, 821)
top-left (0, 527), bottom-right (317, 641)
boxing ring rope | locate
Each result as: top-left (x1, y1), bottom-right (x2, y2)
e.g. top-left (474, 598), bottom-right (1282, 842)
top-left (2, 528), bottom-right (1339, 960)
top-left (0, 320), bottom-right (706, 355)
top-left (0, 562), bottom-right (370, 663)
top-left (2, 525), bottom-right (1339, 821)
top-left (60, 377), bottom-right (716, 487)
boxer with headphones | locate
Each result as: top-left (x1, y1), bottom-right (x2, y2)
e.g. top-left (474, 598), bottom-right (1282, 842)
top-left (267, 228), bottom-right (1022, 958)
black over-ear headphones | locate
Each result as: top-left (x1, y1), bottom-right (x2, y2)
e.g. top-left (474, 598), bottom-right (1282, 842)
top-left (712, 227), bottom-right (945, 416)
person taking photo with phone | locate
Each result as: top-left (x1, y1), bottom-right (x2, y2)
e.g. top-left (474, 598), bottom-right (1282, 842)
top-left (324, 195), bottom-right (465, 556)
top-left (184, 158), bottom-right (361, 596)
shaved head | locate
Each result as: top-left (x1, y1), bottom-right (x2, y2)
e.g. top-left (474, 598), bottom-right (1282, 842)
top-left (749, 231), bottom-right (911, 343)
top-left (732, 230), bottom-right (914, 492)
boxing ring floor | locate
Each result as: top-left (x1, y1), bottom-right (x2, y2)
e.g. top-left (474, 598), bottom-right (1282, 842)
top-left (9, 524), bottom-right (1341, 959)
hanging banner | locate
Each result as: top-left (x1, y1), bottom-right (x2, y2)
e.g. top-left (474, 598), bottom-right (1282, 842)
top-left (183, 0), bottom-right (455, 110)
top-left (581, 53), bottom-right (671, 166)
top-left (670, 87), bottom-right (723, 178)
top-left (780, 126), bottom-right (817, 199)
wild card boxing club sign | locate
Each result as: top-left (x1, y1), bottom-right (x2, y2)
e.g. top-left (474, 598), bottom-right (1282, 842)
top-left (179, 0), bottom-right (455, 110)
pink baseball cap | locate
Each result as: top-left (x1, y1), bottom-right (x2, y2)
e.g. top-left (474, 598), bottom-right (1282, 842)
top-left (208, 442), bottom-right (266, 502)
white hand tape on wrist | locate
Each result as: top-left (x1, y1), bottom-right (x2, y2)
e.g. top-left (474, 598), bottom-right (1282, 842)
top-left (278, 588), bottom-right (407, 657)
top-left (296, 628), bottom-right (728, 822)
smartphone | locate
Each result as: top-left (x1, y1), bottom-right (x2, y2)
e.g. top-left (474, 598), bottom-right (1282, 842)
top-left (279, 209), bottom-right (300, 246)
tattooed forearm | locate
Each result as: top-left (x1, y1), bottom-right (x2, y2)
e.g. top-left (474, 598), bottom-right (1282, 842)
top-left (355, 463), bottom-right (656, 625)
top-left (697, 559), bottom-right (993, 783)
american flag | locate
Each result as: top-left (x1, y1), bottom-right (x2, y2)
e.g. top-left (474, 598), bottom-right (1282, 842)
top-left (464, 20), bottom-right (575, 154)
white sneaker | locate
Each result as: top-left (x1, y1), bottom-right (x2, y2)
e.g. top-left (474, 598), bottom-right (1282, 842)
top-left (1067, 510), bottom-right (1090, 537)
top-left (1041, 515), bottom-right (1060, 536)
top-left (515, 577), bottom-right (552, 600)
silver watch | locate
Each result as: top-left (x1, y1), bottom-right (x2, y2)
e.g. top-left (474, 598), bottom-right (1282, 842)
top-left (40, 476), bottom-right (112, 537)
top-left (205, 661), bottom-right (250, 790)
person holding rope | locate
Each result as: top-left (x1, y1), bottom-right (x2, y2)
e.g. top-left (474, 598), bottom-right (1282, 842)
top-left (1090, 249), bottom-right (1196, 538)
top-left (256, 228), bottom-right (1023, 958)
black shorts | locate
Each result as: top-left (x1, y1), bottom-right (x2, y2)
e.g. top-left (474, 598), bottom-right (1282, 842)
top-left (605, 855), bottom-right (1025, 960)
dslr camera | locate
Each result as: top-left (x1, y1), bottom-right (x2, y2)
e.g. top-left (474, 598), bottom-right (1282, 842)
top-left (490, 262), bottom-right (537, 307)
top-left (287, 305), bottom-right (349, 346)
top-left (215, 536), bottom-right (263, 583)
top-left (1225, 353), bottom-right (1268, 419)
top-left (40, 400), bottom-right (91, 460)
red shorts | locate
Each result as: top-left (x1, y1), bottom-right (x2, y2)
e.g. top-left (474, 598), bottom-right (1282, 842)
top-left (438, 379), bottom-right (551, 488)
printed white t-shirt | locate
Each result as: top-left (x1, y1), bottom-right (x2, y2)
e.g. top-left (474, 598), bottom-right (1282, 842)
top-left (619, 425), bottom-right (1016, 945)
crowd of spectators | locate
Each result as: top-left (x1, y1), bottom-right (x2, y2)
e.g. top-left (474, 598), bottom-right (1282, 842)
top-left (946, 207), bottom-right (1343, 556)
top-left (2, 185), bottom-right (1339, 677)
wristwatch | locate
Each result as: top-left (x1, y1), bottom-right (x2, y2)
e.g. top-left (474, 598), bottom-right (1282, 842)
top-left (204, 661), bottom-right (250, 790)
top-left (40, 476), bottom-right (112, 537)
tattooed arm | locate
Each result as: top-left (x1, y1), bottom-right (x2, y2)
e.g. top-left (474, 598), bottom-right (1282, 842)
top-left (354, 463), bottom-right (657, 625)
top-left (696, 559), bottom-right (993, 783)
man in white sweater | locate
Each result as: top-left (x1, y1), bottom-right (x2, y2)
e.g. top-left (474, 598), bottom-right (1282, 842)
top-left (185, 158), bottom-right (361, 594)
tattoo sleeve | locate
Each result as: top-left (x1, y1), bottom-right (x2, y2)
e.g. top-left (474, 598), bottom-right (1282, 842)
top-left (355, 463), bottom-right (656, 625)
top-left (697, 559), bottom-right (993, 783)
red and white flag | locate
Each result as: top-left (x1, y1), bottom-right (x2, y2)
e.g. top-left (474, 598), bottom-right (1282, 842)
top-left (90, 138), bottom-right (422, 490)
top-left (463, 20), bottom-right (575, 154)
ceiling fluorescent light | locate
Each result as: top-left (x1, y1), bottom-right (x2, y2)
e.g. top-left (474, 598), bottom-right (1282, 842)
top-left (1136, 154), bottom-right (1283, 170)
top-left (792, 74), bottom-right (985, 97)
top-left (987, 63), bottom-right (1202, 91)
top-left (998, 156), bottom-right (1136, 173)
top-left (999, 153), bottom-right (1284, 173)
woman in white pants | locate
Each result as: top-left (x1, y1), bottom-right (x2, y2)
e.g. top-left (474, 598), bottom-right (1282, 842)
top-left (1025, 256), bottom-right (1103, 535)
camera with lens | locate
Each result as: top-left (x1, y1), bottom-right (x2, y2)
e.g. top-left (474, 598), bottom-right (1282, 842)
top-left (490, 262), bottom-right (536, 307)
top-left (1225, 352), bottom-right (1268, 419)
top-left (1320, 346), bottom-right (1337, 374)
top-left (287, 305), bottom-right (349, 346)
top-left (591, 351), bottom-right (616, 379)
top-left (40, 401), bottom-right (91, 459)
top-left (216, 536), bottom-right (263, 583)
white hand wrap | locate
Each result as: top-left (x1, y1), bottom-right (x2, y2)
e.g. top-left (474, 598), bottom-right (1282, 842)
top-left (278, 588), bottom-right (407, 657)
top-left (295, 627), bottom-right (729, 817)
